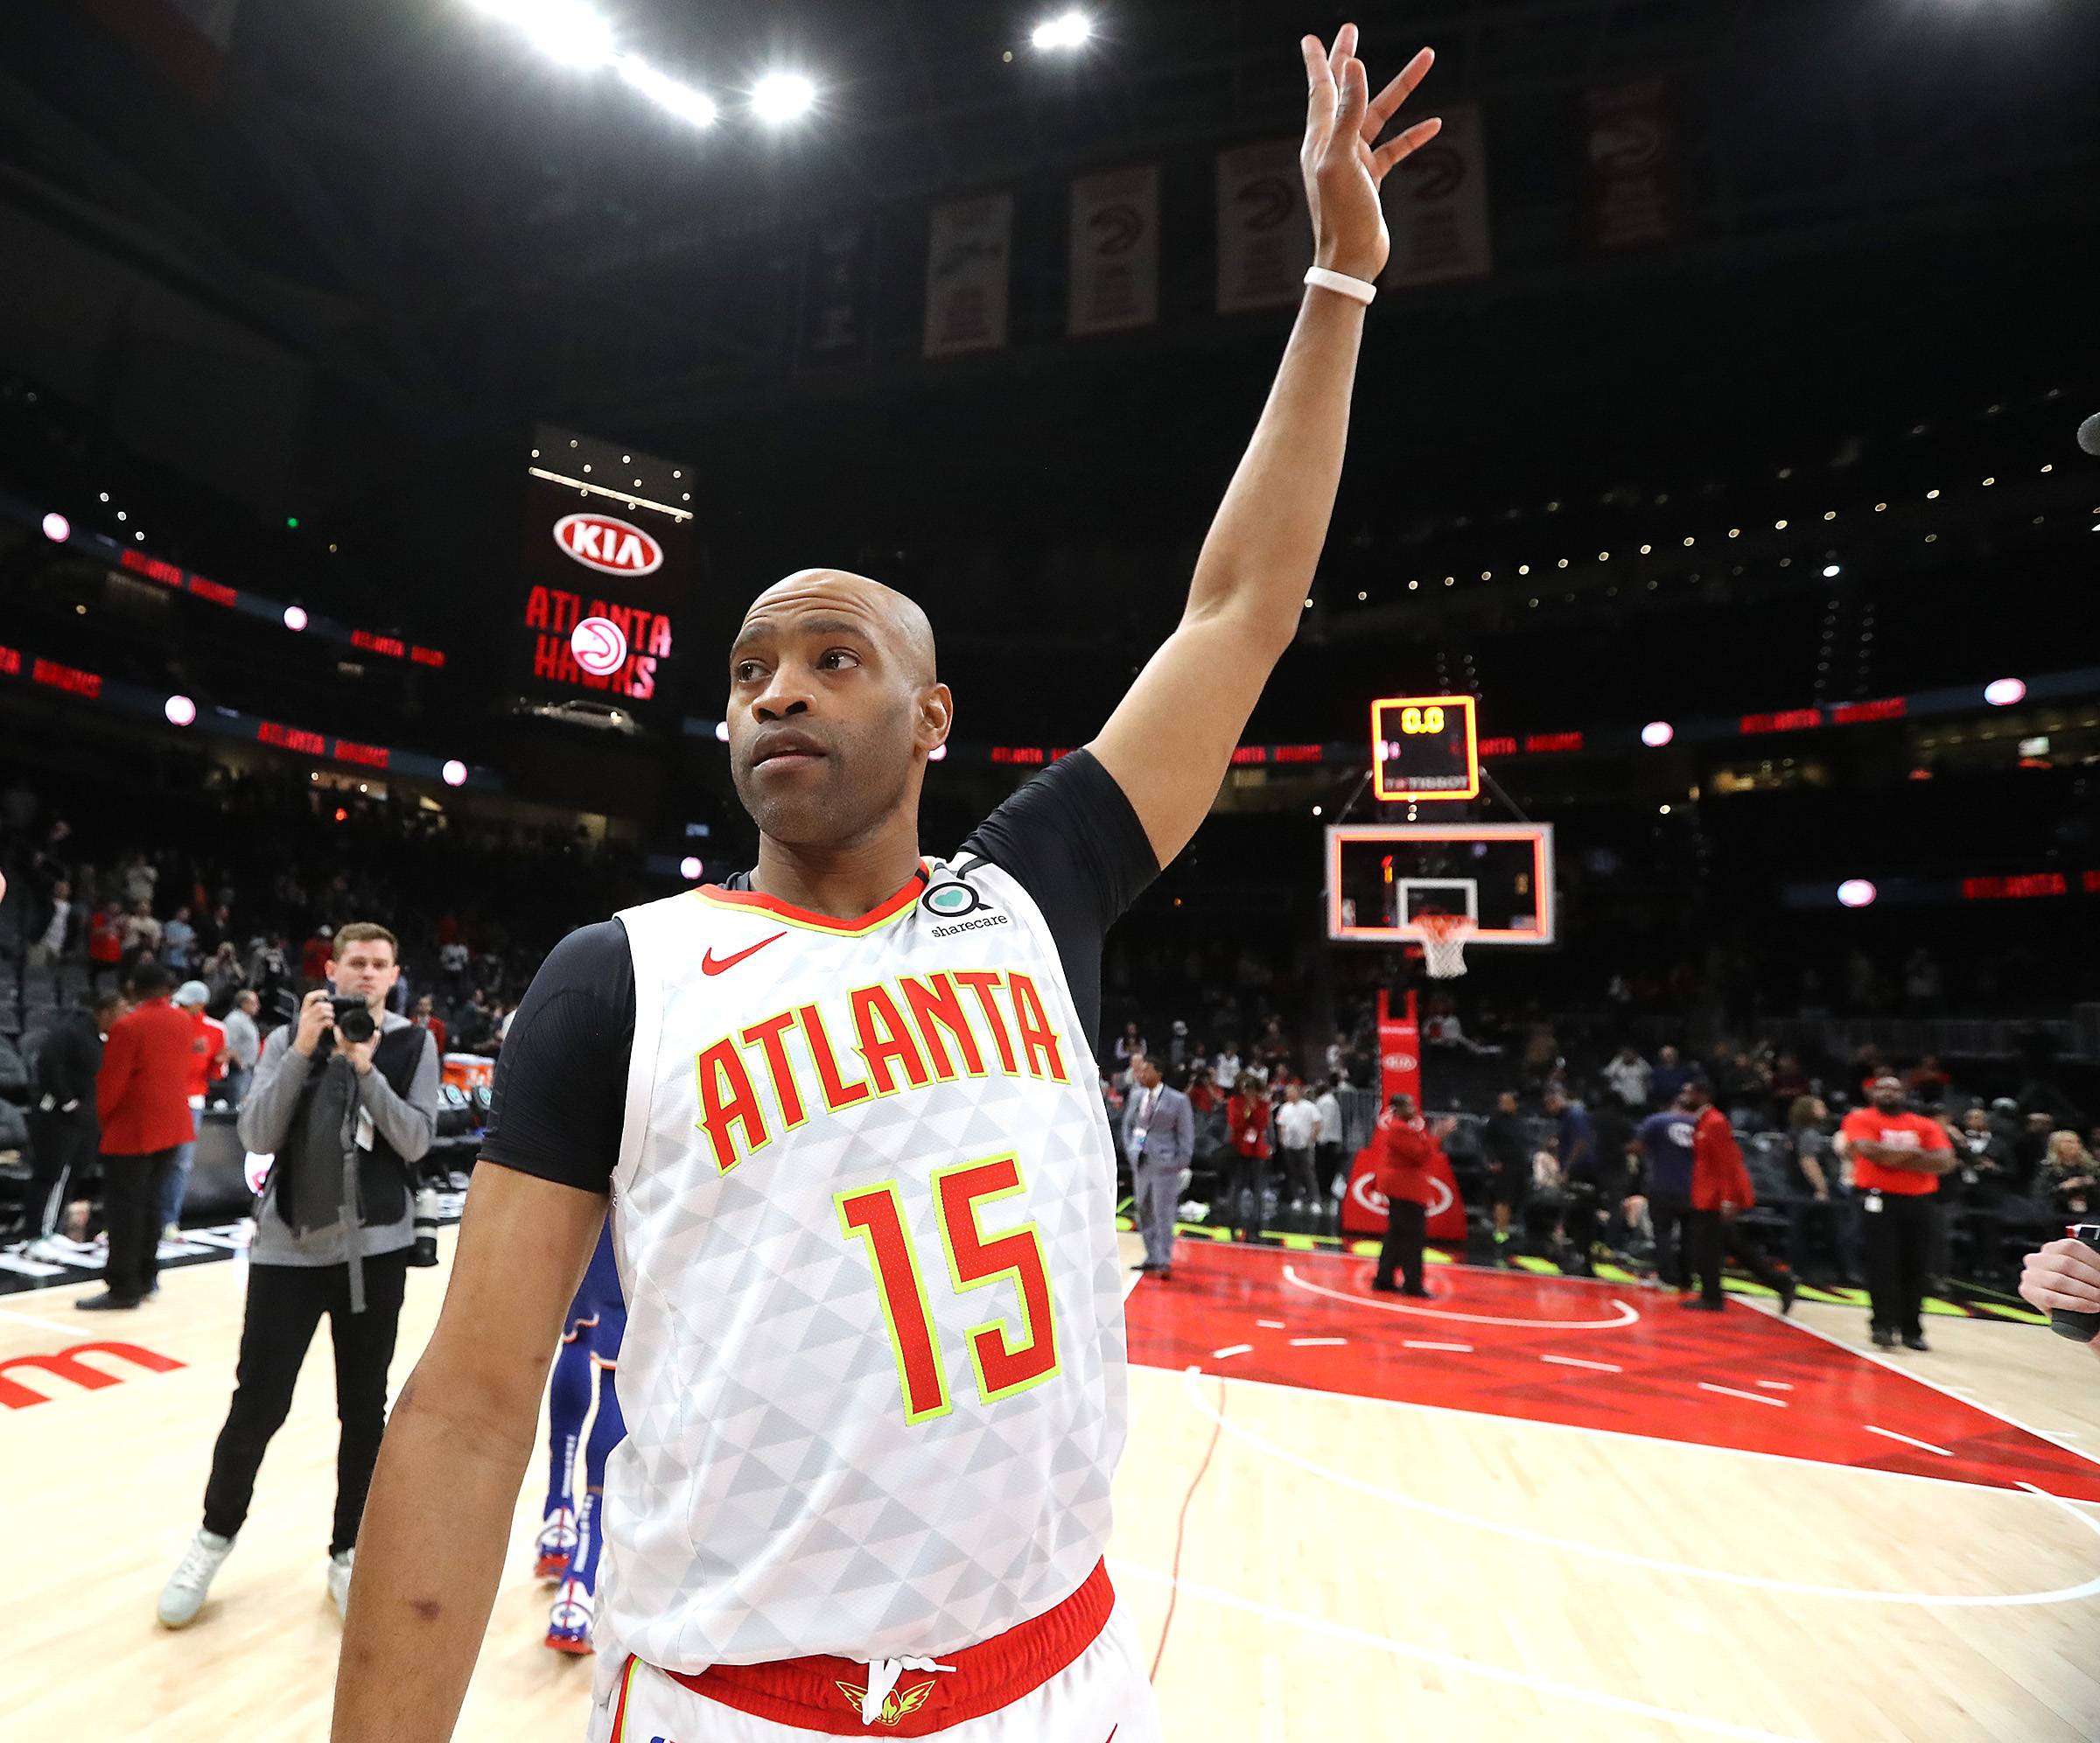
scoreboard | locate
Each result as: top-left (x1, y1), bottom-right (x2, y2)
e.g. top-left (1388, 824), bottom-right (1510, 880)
top-left (1371, 693), bottom-right (1480, 801)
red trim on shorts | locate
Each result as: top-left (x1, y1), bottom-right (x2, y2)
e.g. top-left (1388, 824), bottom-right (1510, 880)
top-left (611, 1655), bottom-right (640, 1741)
top-left (665, 1560), bottom-right (1115, 1735)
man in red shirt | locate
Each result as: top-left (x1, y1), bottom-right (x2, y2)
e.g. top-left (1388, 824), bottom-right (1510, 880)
top-left (1684, 1082), bottom-right (1796, 1314)
top-left (1225, 1069), bottom-right (1272, 1243)
top-left (163, 981), bottom-right (227, 1236)
top-left (1372, 1092), bottom-right (1452, 1295)
top-left (81, 961), bottom-right (198, 1310)
top-left (1837, 1074), bottom-right (1954, 1349)
top-left (412, 995), bottom-right (449, 1057)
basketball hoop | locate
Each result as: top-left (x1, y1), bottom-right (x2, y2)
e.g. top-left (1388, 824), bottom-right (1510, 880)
top-left (1416, 912), bottom-right (1474, 979)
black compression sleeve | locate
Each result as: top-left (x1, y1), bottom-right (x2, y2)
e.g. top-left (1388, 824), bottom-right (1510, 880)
top-left (478, 920), bottom-right (635, 1194)
top-left (962, 748), bottom-right (1158, 1053)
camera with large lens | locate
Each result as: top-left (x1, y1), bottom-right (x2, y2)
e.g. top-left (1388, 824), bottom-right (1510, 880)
top-left (332, 994), bottom-right (378, 1046)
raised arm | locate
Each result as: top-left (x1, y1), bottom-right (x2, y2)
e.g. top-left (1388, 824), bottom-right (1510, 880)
top-left (1088, 25), bottom-right (1439, 864)
top-left (332, 1166), bottom-right (606, 1743)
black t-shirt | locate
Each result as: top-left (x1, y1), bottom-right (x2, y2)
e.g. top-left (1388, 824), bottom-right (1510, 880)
top-left (480, 748), bottom-right (1158, 1195)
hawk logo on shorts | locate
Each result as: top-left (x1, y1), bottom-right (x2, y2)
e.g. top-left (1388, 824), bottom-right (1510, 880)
top-left (833, 1678), bottom-right (938, 1726)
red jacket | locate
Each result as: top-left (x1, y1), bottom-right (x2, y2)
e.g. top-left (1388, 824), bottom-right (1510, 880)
top-left (183, 1010), bottom-right (227, 1100)
top-left (1690, 1105), bottom-right (1754, 1212)
top-left (1374, 1112), bottom-right (1444, 1207)
top-left (97, 997), bottom-right (198, 1155)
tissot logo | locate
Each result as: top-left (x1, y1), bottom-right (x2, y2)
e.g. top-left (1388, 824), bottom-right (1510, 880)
top-left (553, 512), bottom-right (663, 578)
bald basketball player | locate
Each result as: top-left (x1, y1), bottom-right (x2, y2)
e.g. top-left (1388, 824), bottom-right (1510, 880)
top-left (336, 27), bottom-right (1439, 1743)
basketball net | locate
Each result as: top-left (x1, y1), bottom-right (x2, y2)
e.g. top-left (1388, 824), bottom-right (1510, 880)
top-left (1416, 912), bottom-right (1474, 979)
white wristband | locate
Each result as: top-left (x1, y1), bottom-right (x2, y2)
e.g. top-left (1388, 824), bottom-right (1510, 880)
top-left (1304, 266), bottom-right (1377, 305)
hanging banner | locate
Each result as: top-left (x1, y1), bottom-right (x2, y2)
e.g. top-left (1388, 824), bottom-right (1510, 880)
top-left (796, 220), bottom-right (878, 372)
top-left (1068, 163), bottom-right (1159, 337)
top-left (1215, 139), bottom-right (1312, 313)
top-left (1582, 78), bottom-right (1685, 250)
top-left (1383, 102), bottom-right (1493, 289)
top-left (922, 193), bottom-right (1012, 359)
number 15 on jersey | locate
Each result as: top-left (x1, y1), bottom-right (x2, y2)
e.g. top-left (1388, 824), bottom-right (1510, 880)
top-left (836, 1154), bottom-right (1061, 1424)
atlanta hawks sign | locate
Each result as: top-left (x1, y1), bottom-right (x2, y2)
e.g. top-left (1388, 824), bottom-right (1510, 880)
top-left (518, 468), bottom-right (690, 712)
top-left (553, 512), bottom-right (663, 578)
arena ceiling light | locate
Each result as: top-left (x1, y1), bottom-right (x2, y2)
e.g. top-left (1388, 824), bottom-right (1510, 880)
top-left (1837, 878), bottom-right (1878, 908)
top-left (679, 856), bottom-right (705, 880)
top-left (1032, 11), bottom-right (1093, 50)
top-left (41, 511), bottom-right (69, 542)
top-left (469, 0), bottom-right (615, 66)
top-left (1984, 677), bottom-right (2026, 707)
top-left (283, 605), bottom-right (308, 631)
top-left (619, 57), bottom-right (717, 127)
top-left (752, 72), bottom-right (817, 122)
top-left (164, 695), bottom-right (197, 727)
top-left (1640, 721), bottom-right (1674, 748)
top-left (442, 760), bottom-right (470, 788)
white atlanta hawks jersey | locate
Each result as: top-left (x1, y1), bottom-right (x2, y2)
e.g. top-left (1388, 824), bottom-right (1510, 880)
top-left (597, 857), bottom-right (1128, 1676)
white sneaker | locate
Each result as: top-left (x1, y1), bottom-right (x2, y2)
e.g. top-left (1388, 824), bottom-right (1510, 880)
top-left (328, 1548), bottom-right (354, 1620)
top-left (162, 1222), bottom-right (180, 1242)
top-left (158, 1529), bottom-right (234, 1627)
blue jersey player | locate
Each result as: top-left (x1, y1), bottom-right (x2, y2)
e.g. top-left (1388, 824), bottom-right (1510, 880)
top-left (534, 1217), bottom-right (626, 1654)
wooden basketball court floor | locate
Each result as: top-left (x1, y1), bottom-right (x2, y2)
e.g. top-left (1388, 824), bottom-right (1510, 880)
top-left (7, 1228), bottom-right (2100, 1742)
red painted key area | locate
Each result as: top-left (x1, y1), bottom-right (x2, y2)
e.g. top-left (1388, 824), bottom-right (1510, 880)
top-left (1125, 1242), bottom-right (2100, 1502)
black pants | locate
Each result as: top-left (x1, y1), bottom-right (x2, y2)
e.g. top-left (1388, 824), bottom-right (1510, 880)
top-left (1690, 1208), bottom-right (1789, 1306)
top-left (1230, 1153), bottom-right (1270, 1241)
top-left (202, 1251), bottom-right (410, 1557)
top-left (101, 1148), bottom-right (175, 1304)
top-left (1278, 1146), bottom-right (1317, 1203)
top-left (1862, 1193), bottom-right (1937, 1338)
top-left (1376, 1199), bottom-right (1427, 1292)
top-left (25, 1111), bottom-right (95, 1238)
top-left (1650, 1193), bottom-right (1695, 1290)
top-left (1316, 1142), bottom-right (1345, 1197)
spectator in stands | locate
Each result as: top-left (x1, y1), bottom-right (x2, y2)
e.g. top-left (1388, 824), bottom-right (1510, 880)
top-left (1836, 1074), bottom-right (1955, 1350)
top-left (1480, 1088), bottom-right (1529, 1264)
top-left (88, 901), bottom-right (124, 993)
top-left (1167, 1020), bottom-right (1189, 1069)
top-left (1275, 1082), bottom-right (1320, 1213)
top-left (1112, 1021), bottom-right (1145, 1074)
top-left (2043, 1131), bottom-right (2097, 1222)
top-left (204, 942), bottom-right (247, 1002)
top-left (121, 899), bottom-right (164, 976)
top-left (1649, 1045), bottom-right (1697, 1109)
top-left (1590, 1092), bottom-right (1640, 1257)
top-left (1951, 1106), bottom-right (2014, 1283)
top-left (1684, 1080), bottom-right (1796, 1314)
top-left (1908, 1054), bottom-right (1951, 1110)
top-left (1214, 1042), bottom-right (1241, 1093)
top-left (163, 906), bottom-right (198, 976)
top-left (29, 878), bottom-right (73, 978)
top-left (120, 851), bottom-right (158, 909)
top-left (1225, 1068), bottom-right (1271, 1242)
top-left (1371, 1091), bottom-right (1452, 1297)
top-left (22, 992), bottom-right (124, 1256)
top-left (221, 990), bottom-right (262, 1106)
top-left (79, 962), bottom-right (194, 1312)
top-left (1782, 1095), bottom-right (1858, 1287)
top-left (1312, 1077), bottom-right (1346, 1199)
top-left (411, 996), bottom-right (448, 1057)
top-left (1768, 1053), bottom-right (1810, 1124)
top-left (301, 926), bottom-right (335, 988)
top-left (247, 934), bottom-right (291, 1007)
top-left (452, 989), bottom-right (490, 1051)
top-left (1602, 1045), bottom-right (1651, 1111)
top-left (439, 936), bottom-right (469, 1000)
top-left (1120, 1057), bottom-right (1192, 1279)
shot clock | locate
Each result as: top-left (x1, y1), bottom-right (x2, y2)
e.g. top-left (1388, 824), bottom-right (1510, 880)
top-left (1371, 694), bottom-right (1480, 802)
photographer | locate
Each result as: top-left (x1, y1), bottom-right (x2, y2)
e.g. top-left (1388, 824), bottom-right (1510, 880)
top-left (156, 922), bottom-right (438, 1631)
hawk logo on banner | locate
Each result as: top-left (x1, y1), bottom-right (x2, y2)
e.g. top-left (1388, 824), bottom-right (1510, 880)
top-left (1583, 78), bottom-right (1685, 250)
top-left (1384, 102), bottom-right (1493, 288)
top-left (553, 514), bottom-right (663, 578)
top-left (1068, 163), bottom-right (1159, 337)
top-left (923, 194), bottom-right (1013, 359)
top-left (1215, 139), bottom-right (1312, 313)
top-left (1340, 1149), bottom-right (1466, 1240)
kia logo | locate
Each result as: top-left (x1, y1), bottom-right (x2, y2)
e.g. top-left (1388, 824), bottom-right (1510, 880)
top-left (1382, 1051), bottom-right (1418, 1073)
top-left (570, 616), bottom-right (628, 677)
top-left (554, 513), bottom-right (663, 578)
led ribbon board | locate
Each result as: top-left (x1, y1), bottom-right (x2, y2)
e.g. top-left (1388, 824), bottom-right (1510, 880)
top-left (1371, 694), bottom-right (1480, 801)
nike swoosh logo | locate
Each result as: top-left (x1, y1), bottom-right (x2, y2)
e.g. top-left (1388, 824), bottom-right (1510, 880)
top-left (702, 932), bottom-right (788, 976)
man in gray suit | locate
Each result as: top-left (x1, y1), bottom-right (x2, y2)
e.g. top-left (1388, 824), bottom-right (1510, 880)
top-left (1121, 1056), bottom-right (1194, 1279)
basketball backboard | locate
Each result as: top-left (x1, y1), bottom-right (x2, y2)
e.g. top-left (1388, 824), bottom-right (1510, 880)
top-left (1325, 822), bottom-right (1557, 946)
